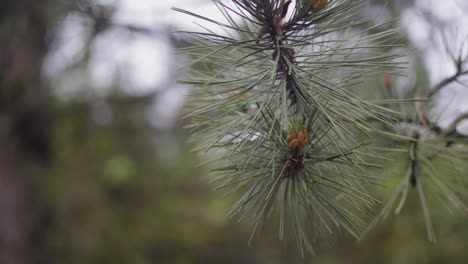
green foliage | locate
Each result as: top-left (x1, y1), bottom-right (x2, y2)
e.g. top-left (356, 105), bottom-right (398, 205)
top-left (38, 96), bottom-right (468, 263)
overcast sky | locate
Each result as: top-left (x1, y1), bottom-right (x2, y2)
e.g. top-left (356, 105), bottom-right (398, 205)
top-left (43, 0), bottom-right (468, 131)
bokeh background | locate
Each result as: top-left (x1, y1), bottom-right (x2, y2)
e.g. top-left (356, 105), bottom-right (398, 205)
top-left (0, 0), bottom-right (467, 263)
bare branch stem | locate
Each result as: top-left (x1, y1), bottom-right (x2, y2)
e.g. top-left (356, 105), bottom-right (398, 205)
top-left (444, 112), bottom-right (468, 136)
top-left (428, 69), bottom-right (468, 98)
top-left (265, 160), bottom-right (290, 201)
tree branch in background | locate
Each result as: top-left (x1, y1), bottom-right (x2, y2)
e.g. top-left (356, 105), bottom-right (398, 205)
top-left (427, 60), bottom-right (468, 98)
top-left (410, 52), bottom-right (468, 139)
top-left (409, 132), bottom-right (420, 188)
top-left (444, 112), bottom-right (468, 137)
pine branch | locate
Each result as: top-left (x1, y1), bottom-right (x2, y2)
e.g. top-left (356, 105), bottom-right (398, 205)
top-left (363, 27), bottom-right (468, 242)
top-left (175, 0), bottom-right (404, 254)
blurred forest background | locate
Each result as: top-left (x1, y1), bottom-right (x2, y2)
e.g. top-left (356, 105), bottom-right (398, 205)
top-left (0, 0), bottom-right (467, 263)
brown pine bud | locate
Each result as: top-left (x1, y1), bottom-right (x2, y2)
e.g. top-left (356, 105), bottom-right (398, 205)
top-left (383, 73), bottom-right (394, 89)
top-left (302, 128), bottom-right (308, 143)
top-left (297, 128), bottom-right (308, 151)
top-left (286, 133), bottom-right (294, 145)
top-left (288, 138), bottom-right (299, 149)
top-left (310, 0), bottom-right (328, 11)
top-left (297, 131), bottom-right (305, 145)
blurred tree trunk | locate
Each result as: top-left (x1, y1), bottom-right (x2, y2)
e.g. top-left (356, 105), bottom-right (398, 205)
top-left (0, 1), bottom-right (52, 263)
